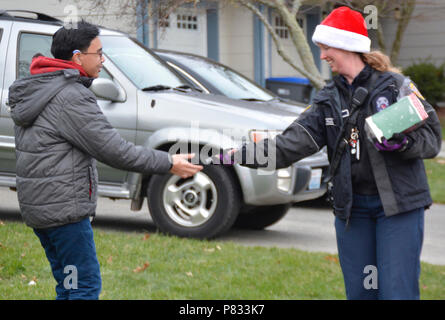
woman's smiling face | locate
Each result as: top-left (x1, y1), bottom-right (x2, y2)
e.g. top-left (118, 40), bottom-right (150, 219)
top-left (318, 44), bottom-right (352, 75)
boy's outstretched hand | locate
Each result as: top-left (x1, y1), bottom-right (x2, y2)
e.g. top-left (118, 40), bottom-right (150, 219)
top-left (170, 153), bottom-right (203, 178)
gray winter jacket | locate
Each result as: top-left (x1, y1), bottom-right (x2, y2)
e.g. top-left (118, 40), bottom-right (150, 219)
top-left (9, 69), bottom-right (172, 229)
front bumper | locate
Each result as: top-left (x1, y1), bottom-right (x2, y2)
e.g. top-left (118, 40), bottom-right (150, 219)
top-left (234, 149), bottom-right (329, 206)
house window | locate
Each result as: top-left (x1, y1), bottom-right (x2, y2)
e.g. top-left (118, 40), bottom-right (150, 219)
top-left (274, 16), bottom-right (288, 39)
top-left (274, 15), bottom-right (305, 39)
top-left (177, 14), bottom-right (198, 30)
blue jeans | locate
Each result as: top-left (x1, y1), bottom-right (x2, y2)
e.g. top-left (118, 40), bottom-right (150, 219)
top-left (335, 194), bottom-right (424, 300)
top-left (33, 218), bottom-right (101, 300)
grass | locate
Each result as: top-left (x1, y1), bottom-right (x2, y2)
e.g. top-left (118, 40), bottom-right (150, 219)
top-left (425, 109), bottom-right (445, 203)
top-left (1, 118), bottom-right (444, 299)
top-left (1, 221), bottom-right (445, 300)
top-left (425, 157), bottom-right (445, 204)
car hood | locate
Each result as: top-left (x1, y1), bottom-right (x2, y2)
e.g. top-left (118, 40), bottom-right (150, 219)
top-left (257, 98), bottom-right (306, 115)
top-left (144, 90), bottom-right (300, 131)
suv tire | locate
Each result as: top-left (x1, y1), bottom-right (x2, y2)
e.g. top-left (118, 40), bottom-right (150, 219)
top-left (147, 165), bottom-right (241, 239)
top-left (234, 204), bottom-right (291, 230)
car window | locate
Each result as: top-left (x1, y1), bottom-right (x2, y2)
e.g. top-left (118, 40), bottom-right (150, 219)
top-left (100, 36), bottom-right (187, 90)
top-left (98, 67), bottom-right (112, 80)
top-left (17, 32), bottom-right (53, 79)
top-left (165, 54), bottom-right (275, 101)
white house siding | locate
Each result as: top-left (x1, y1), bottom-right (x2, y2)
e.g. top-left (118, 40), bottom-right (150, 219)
top-left (1, 0), bottom-right (138, 37)
top-left (381, 0), bottom-right (445, 68)
top-left (1, 0), bottom-right (65, 17)
top-left (267, 12), bottom-right (305, 79)
top-left (218, 5), bottom-right (318, 83)
top-left (218, 4), bottom-right (254, 80)
top-left (156, 7), bottom-right (207, 56)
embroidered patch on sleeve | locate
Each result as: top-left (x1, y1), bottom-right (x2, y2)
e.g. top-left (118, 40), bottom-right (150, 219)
top-left (303, 105), bottom-right (312, 113)
top-left (409, 82), bottom-right (425, 100)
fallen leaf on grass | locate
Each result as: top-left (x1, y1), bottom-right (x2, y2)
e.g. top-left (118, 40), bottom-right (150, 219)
top-left (186, 272), bottom-right (193, 277)
top-left (324, 255), bottom-right (339, 263)
top-left (0, 220), bottom-right (4, 226)
top-left (436, 159), bottom-right (445, 165)
top-left (204, 248), bottom-right (215, 253)
top-left (107, 256), bottom-right (113, 264)
top-left (133, 261), bottom-right (150, 273)
top-left (142, 233), bottom-right (150, 241)
top-left (28, 276), bottom-right (38, 286)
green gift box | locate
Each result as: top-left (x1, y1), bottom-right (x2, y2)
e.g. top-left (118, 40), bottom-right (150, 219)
top-left (365, 93), bottom-right (429, 143)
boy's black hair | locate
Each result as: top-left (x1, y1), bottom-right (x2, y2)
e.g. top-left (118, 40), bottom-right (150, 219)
top-left (51, 20), bottom-right (100, 60)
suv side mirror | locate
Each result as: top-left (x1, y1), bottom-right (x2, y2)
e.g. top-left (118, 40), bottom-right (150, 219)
top-left (90, 78), bottom-right (126, 102)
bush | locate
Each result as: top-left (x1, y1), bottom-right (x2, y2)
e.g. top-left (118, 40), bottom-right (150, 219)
top-left (403, 61), bottom-right (445, 107)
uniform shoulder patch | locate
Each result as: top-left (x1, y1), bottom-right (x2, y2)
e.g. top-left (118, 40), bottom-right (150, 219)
top-left (303, 105), bottom-right (312, 113)
top-left (409, 82), bottom-right (425, 100)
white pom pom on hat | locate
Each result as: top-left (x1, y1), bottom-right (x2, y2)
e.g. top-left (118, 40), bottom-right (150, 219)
top-left (312, 6), bottom-right (371, 53)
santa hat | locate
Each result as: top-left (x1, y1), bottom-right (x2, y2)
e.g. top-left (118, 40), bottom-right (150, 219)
top-left (312, 6), bottom-right (371, 53)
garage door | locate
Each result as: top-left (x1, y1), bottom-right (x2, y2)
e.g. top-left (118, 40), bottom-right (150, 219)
top-left (157, 8), bottom-right (207, 56)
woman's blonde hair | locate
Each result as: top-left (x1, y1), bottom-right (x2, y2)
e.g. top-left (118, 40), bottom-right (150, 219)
top-left (360, 51), bottom-right (402, 74)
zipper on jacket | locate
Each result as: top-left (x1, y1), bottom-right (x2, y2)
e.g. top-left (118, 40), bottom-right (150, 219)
top-left (88, 166), bottom-right (93, 200)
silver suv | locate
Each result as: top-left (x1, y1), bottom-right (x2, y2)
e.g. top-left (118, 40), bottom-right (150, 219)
top-left (0, 11), bottom-right (328, 238)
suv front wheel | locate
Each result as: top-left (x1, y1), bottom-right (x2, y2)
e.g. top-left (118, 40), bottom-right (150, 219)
top-left (147, 165), bottom-right (241, 239)
top-left (233, 204), bottom-right (291, 230)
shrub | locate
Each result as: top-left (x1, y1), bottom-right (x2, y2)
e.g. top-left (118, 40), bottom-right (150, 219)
top-left (403, 61), bottom-right (445, 107)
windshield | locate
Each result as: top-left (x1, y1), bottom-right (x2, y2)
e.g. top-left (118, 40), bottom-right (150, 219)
top-left (100, 36), bottom-right (187, 89)
top-left (166, 54), bottom-right (275, 101)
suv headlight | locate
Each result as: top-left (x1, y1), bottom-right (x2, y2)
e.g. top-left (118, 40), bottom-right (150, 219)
top-left (249, 130), bottom-right (282, 143)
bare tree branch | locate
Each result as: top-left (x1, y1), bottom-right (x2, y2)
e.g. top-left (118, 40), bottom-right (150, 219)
top-left (274, 0), bottom-right (324, 86)
top-left (238, 0), bottom-right (324, 88)
top-left (376, 20), bottom-right (387, 54)
top-left (390, 0), bottom-right (416, 63)
top-left (290, 0), bottom-right (300, 16)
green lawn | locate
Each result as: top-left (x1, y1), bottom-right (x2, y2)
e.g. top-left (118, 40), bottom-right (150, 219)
top-left (426, 112), bottom-right (445, 203)
top-left (425, 157), bottom-right (445, 203)
top-left (1, 221), bottom-right (445, 300)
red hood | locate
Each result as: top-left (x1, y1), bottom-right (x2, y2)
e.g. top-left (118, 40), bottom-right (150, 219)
top-left (30, 56), bottom-right (88, 77)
